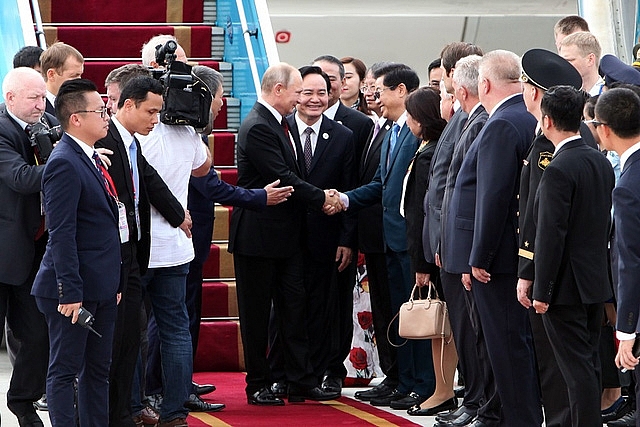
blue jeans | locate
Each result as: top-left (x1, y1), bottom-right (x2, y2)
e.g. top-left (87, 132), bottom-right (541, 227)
top-left (141, 263), bottom-right (192, 421)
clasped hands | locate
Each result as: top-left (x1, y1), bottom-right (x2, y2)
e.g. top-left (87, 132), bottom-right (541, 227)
top-left (323, 189), bottom-right (346, 215)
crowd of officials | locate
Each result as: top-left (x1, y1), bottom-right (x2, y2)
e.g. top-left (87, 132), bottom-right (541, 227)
top-left (2, 12), bottom-right (640, 427)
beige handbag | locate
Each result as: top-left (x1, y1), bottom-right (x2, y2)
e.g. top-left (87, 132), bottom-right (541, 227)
top-left (387, 282), bottom-right (451, 346)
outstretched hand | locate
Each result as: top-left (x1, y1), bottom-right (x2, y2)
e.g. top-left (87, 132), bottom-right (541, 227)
top-left (264, 179), bottom-right (293, 205)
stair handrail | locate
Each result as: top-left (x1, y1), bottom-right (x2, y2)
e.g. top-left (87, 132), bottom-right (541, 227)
top-left (30, 0), bottom-right (47, 48)
top-left (236, 0), bottom-right (262, 95)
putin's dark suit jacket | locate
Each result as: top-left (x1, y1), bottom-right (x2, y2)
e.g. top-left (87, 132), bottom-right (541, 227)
top-left (334, 102), bottom-right (374, 166)
top-left (358, 120), bottom-right (392, 253)
top-left (423, 108), bottom-right (468, 264)
top-left (532, 138), bottom-right (614, 305)
top-left (346, 124), bottom-right (419, 253)
top-left (614, 149), bottom-right (640, 333)
top-left (95, 120), bottom-right (184, 275)
top-left (229, 102), bottom-right (325, 257)
top-left (287, 115), bottom-right (357, 261)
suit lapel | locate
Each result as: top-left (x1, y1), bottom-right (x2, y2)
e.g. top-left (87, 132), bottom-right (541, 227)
top-left (362, 120), bottom-right (391, 172)
top-left (385, 125), bottom-right (409, 176)
top-left (285, 115), bottom-right (305, 176)
top-left (63, 135), bottom-right (112, 202)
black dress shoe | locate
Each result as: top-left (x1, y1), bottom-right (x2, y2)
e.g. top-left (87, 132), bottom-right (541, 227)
top-left (465, 419), bottom-right (490, 427)
top-left (321, 376), bottom-right (342, 394)
top-left (439, 410), bottom-right (478, 426)
top-left (288, 386), bottom-right (340, 403)
top-left (270, 381), bottom-right (288, 398)
top-left (407, 396), bottom-right (458, 416)
top-left (247, 388), bottom-right (285, 406)
top-left (184, 393), bottom-right (225, 412)
top-left (436, 405), bottom-right (472, 422)
top-left (192, 381), bottom-right (216, 396)
top-left (603, 397), bottom-right (632, 423)
top-left (354, 383), bottom-right (395, 401)
top-left (390, 391), bottom-right (427, 409)
top-left (33, 394), bottom-right (47, 412)
top-left (369, 389), bottom-right (406, 407)
top-left (608, 409), bottom-right (636, 427)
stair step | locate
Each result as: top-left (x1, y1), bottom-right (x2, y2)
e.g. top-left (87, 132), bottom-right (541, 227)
top-left (203, 242), bottom-right (234, 280)
top-left (213, 97), bottom-right (240, 131)
top-left (40, 0), bottom-right (205, 23)
top-left (201, 280), bottom-right (237, 318)
top-left (213, 205), bottom-right (233, 241)
top-left (208, 132), bottom-right (236, 166)
top-left (215, 168), bottom-right (238, 186)
top-left (194, 320), bottom-right (244, 372)
top-left (44, 25), bottom-right (214, 59)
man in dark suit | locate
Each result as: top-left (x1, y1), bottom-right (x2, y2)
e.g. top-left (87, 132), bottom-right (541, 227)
top-left (339, 64), bottom-right (434, 410)
top-left (532, 86), bottom-right (614, 427)
top-left (39, 42), bottom-right (84, 116)
top-left (435, 54), bottom-right (493, 426)
top-left (353, 63), bottom-right (397, 401)
top-left (32, 79), bottom-right (122, 427)
top-left (444, 50), bottom-right (541, 427)
top-left (312, 55), bottom-right (373, 391)
top-left (283, 65), bottom-right (356, 384)
top-left (516, 48), bottom-right (584, 427)
top-left (604, 88), bottom-right (640, 413)
top-left (0, 67), bottom-right (52, 427)
top-left (94, 75), bottom-right (196, 426)
top-left (229, 62), bottom-right (342, 405)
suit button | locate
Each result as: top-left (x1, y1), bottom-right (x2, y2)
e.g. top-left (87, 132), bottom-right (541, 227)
top-left (517, 194), bottom-right (520, 200)
top-left (129, 211), bottom-right (134, 216)
top-left (516, 211), bottom-right (520, 217)
top-left (383, 207), bottom-right (388, 211)
top-left (382, 185), bottom-right (386, 190)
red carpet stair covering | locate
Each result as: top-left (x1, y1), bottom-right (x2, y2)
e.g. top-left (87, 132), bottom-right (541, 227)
top-left (41, 0), bottom-right (243, 372)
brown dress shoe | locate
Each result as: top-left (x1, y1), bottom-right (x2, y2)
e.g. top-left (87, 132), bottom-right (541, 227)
top-left (158, 418), bottom-right (188, 427)
top-left (132, 405), bottom-right (160, 426)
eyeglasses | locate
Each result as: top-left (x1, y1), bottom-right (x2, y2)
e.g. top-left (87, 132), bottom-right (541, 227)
top-left (585, 119), bottom-right (607, 128)
top-left (360, 85), bottom-right (376, 94)
top-left (74, 106), bottom-right (108, 119)
top-left (373, 86), bottom-right (397, 100)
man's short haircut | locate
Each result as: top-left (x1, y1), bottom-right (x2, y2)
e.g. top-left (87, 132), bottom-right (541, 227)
top-left (560, 31), bottom-right (602, 65)
top-left (405, 87), bottom-right (447, 141)
top-left (374, 63), bottom-right (420, 93)
top-left (40, 42), bottom-right (84, 78)
top-left (584, 95), bottom-right (598, 119)
top-left (13, 46), bottom-right (44, 69)
top-left (105, 64), bottom-right (152, 90)
top-left (554, 15), bottom-right (590, 36)
top-left (609, 82), bottom-right (640, 98)
top-left (313, 55), bottom-right (345, 79)
top-left (541, 85), bottom-right (586, 133)
top-left (367, 61), bottom-right (394, 79)
top-left (428, 58), bottom-right (442, 76)
top-left (2, 67), bottom-right (42, 99)
top-left (595, 87), bottom-right (640, 138)
top-left (261, 63), bottom-right (298, 93)
top-left (117, 76), bottom-right (164, 109)
top-left (299, 65), bottom-right (331, 92)
top-left (141, 34), bottom-right (177, 67)
top-left (192, 65), bottom-right (224, 98)
top-left (440, 42), bottom-right (484, 75)
top-left (452, 55), bottom-right (482, 96)
top-left (479, 50), bottom-right (521, 83)
top-left (55, 78), bottom-right (97, 129)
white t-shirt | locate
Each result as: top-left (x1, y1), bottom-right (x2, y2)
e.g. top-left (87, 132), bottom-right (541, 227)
top-left (138, 122), bottom-right (208, 268)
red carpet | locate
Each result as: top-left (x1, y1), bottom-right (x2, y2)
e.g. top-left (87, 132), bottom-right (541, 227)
top-left (189, 372), bottom-right (420, 426)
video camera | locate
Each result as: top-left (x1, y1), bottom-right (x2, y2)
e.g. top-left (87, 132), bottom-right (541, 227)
top-left (30, 120), bottom-right (63, 164)
top-left (153, 40), bottom-right (212, 132)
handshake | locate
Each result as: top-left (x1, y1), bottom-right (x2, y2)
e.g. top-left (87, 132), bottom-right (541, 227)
top-left (323, 189), bottom-right (346, 215)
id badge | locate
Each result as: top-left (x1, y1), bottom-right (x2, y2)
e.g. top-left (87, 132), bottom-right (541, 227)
top-left (118, 201), bottom-right (129, 243)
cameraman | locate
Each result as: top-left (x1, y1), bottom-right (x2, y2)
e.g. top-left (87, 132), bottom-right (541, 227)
top-left (0, 67), bottom-right (54, 426)
top-left (137, 34), bottom-right (212, 427)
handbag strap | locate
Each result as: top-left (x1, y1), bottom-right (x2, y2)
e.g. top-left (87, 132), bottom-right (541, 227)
top-left (386, 311), bottom-right (407, 348)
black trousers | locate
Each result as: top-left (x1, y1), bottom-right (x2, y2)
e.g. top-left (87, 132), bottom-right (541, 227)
top-left (440, 270), bottom-right (495, 413)
top-left (234, 252), bottom-right (315, 395)
top-left (0, 237), bottom-right (48, 413)
top-left (364, 252), bottom-right (397, 385)
top-left (109, 241), bottom-right (143, 426)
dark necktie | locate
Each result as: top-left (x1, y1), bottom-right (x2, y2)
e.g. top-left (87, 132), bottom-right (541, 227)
top-left (24, 124), bottom-right (33, 136)
top-left (281, 118), bottom-right (296, 156)
top-left (303, 127), bottom-right (313, 173)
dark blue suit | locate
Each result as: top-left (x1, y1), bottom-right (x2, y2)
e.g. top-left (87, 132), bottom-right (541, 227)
top-left (444, 95), bottom-right (541, 426)
top-left (32, 134), bottom-right (121, 427)
top-left (614, 148), bottom-right (640, 416)
top-left (347, 122), bottom-right (435, 397)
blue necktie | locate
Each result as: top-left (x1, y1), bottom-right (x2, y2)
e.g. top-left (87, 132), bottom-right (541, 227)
top-left (387, 123), bottom-right (400, 167)
top-left (129, 138), bottom-right (139, 207)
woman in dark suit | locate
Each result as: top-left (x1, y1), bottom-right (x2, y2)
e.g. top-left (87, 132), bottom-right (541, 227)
top-left (401, 87), bottom-right (458, 416)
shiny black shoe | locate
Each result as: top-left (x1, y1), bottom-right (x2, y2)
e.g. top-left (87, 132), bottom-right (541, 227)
top-left (247, 387), bottom-right (285, 406)
top-left (184, 394), bottom-right (225, 412)
top-left (438, 409), bottom-right (478, 426)
top-left (608, 409), bottom-right (637, 427)
top-left (288, 386), bottom-right (340, 403)
top-left (603, 397), bottom-right (631, 423)
top-left (270, 381), bottom-right (288, 398)
top-left (369, 389), bottom-right (406, 407)
top-left (321, 376), bottom-right (342, 394)
top-left (32, 394), bottom-right (47, 412)
top-left (407, 397), bottom-right (458, 416)
top-left (354, 383), bottom-right (396, 401)
top-left (390, 391), bottom-right (427, 410)
top-left (193, 381), bottom-right (216, 396)
top-left (436, 405), bottom-right (471, 422)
